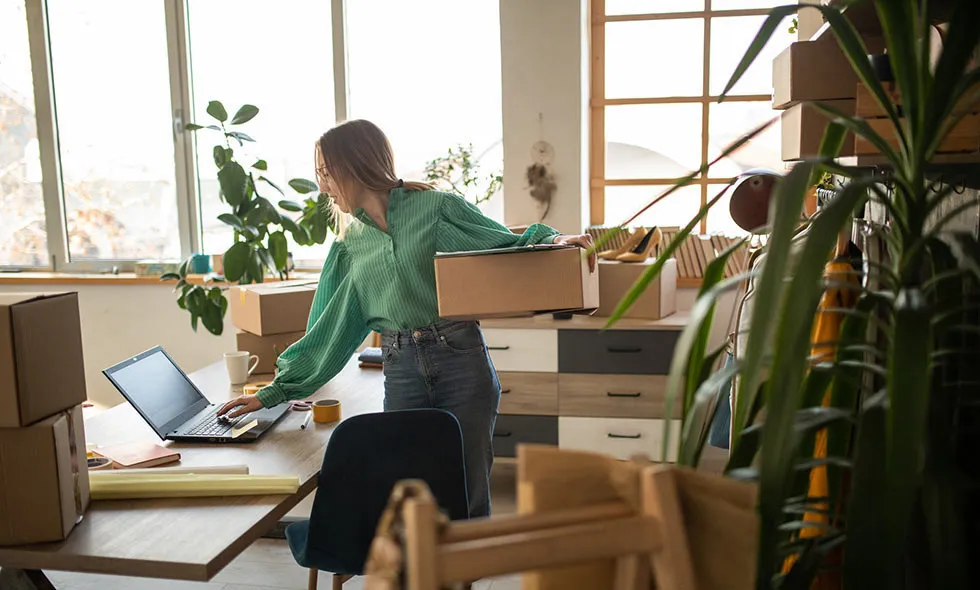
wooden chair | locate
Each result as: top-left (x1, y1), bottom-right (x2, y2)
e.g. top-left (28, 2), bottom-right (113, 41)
top-left (396, 465), bottom-right (697, 590)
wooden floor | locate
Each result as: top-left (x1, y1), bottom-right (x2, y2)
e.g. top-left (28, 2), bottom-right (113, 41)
top-left (41, 463), bottom-right (521, 590)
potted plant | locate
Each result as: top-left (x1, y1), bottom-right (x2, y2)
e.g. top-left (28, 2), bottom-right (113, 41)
top-left (607, 1), bottom-right (980, 588)
top-left (423, 143), bottom-right (502, 206)
top-left (162, 101), bottom-right (334, 336)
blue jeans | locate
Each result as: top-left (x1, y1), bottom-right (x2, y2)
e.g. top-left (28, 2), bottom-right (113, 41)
top-left (380, 320), bottom-right (500, 518)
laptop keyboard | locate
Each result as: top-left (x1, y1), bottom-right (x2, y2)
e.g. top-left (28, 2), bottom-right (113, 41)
top-left (186, 411), bottom-right (239, 437)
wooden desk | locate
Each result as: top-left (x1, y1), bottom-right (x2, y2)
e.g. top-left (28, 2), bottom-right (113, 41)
top-left (0, 356), bottom-right (383, 585)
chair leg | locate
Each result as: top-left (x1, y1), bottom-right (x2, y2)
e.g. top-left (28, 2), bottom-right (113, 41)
top-left (308, 568), bottom-right (318, 590)
top-left (332, 573), bottom-right (352, 589)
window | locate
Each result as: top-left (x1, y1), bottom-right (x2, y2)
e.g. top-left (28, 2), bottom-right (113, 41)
top-left (3, 0), bottom-right (502, 271)
top-left (591, 0), bottom-right (794, 233)
top-left (48, 0), bottom-right (181, 262)
top-left (188, 0), bottom-right (335, 266)
top-left (0, 0), bottom-right (47, 267)
top-left (346, 0), bottom-right (502, 207)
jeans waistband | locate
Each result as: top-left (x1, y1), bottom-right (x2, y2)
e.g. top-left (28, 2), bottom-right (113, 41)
top-left (381, 320), bottom-right (477, 347)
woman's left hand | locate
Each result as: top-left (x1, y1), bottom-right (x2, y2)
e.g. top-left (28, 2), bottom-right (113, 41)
top-left (553, 234), bottom-right (597, 272)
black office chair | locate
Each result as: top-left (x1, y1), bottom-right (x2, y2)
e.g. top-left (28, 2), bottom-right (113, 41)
top-left (286, 409), bottom-right (470, 590)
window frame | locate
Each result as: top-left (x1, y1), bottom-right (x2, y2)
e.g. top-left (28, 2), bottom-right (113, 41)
top-left (11, 0), bottom-right (350, 272)
top-left (589, 0), bottom-right (775, 232)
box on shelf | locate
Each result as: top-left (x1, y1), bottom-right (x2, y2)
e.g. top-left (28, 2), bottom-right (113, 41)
top-left (596, 258), bottom-right (677, 320)
top-left (781, 100), bottom-right (856, 161)
top-left (772, 36), bottom-right (885, 109)
top-left (855, 114), bottom-right (980, 155)
top-left (0, 405), bottom-right (90, 546)
top-left (236, 329), bottom-right (306, 375)
top-left (434, 245), bottom-right (599, 319)
top-left (0, 293), bottom-right (87, 428)
top-left (856, 82), bottom-right (978, 119)
top-left (229, 280), bottom-right (318, 336)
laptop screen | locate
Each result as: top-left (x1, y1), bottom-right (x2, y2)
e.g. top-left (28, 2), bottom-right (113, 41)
top-left (106, 348), bottom-right (209, 436)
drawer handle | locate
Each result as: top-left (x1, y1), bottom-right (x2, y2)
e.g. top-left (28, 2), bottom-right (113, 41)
top-left (494, 431), bottom-right (513, 438)
top-left (606, 391), bottom-right (641, 398)
top-left (488, 345), bottom-right (511, 351)
top-left (607, 346), bottom-right (642, 354)
top-left (501, 388), bottom-right (512, 394)
top-left (607, 432), bottom-right (642, 439)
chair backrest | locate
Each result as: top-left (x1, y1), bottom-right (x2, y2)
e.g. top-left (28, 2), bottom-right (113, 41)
top-left (307, 409), bottom-right (469, 573)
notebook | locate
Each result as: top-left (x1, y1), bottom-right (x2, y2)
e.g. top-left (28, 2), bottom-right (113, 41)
top-left (94, 441), bottom-right (181, 469)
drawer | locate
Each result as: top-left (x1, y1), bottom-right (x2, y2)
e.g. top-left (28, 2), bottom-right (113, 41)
top-left (498, 372), bottom-right (558, 415)
top-left (558, 329), bottom-right (679, 374)
top-left (493, 414), bottom-right (558, 458)
top-left (483, 328), bottom-right (557, 372)
top-left (558, 417), bottom-right (679, 461)
top-left (558, 374), bottom-right (679, 419)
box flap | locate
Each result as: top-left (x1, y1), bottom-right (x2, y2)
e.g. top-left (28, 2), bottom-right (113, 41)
top-left (0, 293), bottom-right (50, 307)
top-left (435, 244), bottom-right (568, 259)
top-left (0, 304), bottom-right (18, 420)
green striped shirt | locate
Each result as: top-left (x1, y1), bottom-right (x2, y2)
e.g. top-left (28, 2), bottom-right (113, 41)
top-left (256, 188), bottom-right (559, 407)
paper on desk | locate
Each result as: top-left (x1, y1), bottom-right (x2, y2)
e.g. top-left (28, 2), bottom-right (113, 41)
top-left (89, 473), bottom-right (300, 500)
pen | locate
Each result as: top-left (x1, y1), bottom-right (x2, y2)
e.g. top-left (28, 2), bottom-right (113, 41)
top-left (300, 412), bottom-right (313, 430)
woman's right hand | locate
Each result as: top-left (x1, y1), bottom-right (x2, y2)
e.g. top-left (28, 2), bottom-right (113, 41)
top-left (218, 395), bottom-right (266, 419)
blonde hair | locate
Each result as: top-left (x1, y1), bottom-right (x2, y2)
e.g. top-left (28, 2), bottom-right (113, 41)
top-left (315, 119), bottom-right (432, 238)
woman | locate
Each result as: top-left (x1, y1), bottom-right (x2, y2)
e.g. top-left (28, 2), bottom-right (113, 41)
top-left (219, 119), bottom-right (594, 517)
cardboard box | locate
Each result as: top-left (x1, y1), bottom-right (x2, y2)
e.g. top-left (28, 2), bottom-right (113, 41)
top-left (229, 280), bottom-right (317, 336)
top-left (434, 245), bottom-right (599, 319)
top-left (781, 100), bottom-right (856, 161)
top-left (236, 329), bottom-right (306, 375)
top-left (0, 293), bottom-right (87, 428)
top-left (597, 258), bottom-right (677, 320)
top-left (773, 37), bottom-right (885, 109)
top-left (0, 405), bottom-right (90, 546)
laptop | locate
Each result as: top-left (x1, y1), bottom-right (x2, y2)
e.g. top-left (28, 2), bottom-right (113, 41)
top-left (103, 346), bottom-right (289, 443)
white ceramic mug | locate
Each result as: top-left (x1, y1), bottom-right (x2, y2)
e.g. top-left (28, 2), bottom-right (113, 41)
top-left (225, 351), bottom-right (259, 385)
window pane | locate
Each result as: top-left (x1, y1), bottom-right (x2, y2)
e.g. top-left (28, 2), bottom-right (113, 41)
top-left (347, 0), bottom-right (502, 214)
top-left (48, 1), bottom-right (179, 261)
top-left (711, 0), bottom-right (784, 9)
top-left (606, 0), bottom-right (704, 17)
top-left (705, 184), bottom-right (750, 236)
top-left (0, 0), bottom-right (47, 267)
top-left (189, 0), bottom-right (335, 263)
top-left (604, 185), bottom-right (702, 228)
top-left (606, 20), bottom-right (703, 99)
top-left (709, 15), bottom-right (794, 96)
top-left (606, 104), bottom-right (703, 179)
top-left (708, 101), bottom-right (785, 176)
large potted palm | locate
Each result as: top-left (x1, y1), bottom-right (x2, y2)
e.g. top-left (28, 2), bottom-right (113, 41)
top-left (606, 1), bottom-right (980, 588)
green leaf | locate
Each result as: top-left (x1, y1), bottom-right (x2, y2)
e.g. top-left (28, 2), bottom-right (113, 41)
top-left (278, 199), bottom-right (303, 212)
top-left (185, 123), bottom-right (204, 131)
top-left (223, 242), bottom-right (251, 282)
top-left (751, 176), bottom-right (869, 585)
top-left (256, 247), bottom-right (276, 275)
top-left (230, 104), bottom-right (259, 125)
top-left (160, 272), bottom-right (180, 281)
top-left (242, 226), bottom-right (260, 241)
top-left (288, 178), bottom-right (319, 194)
top-left (678, 358), bottom-right (741, 466)
top-left (226, 131), bottom-right (255, 145)
top-left (206, 100), bottom-right (228, 123)
top-left (807, 117), bottom-right (848, 189)
top-left (249, 250), bottom-right (265, 284)
top-left (217, 213), bottom-right (245, 232)
top-left (268, 231), bottom-right (288, 270)
top-left (200, 300), bottom-right (223, 336)
top-left (809, 101), bottom-right (902, 166)
top-left (217, 162), bottom-right (248, 207)
top-left (212, 145), bottom-right (227, 168)
top-left (258, 176), bottom-right (285, 196)
top-left (926, 1), bottom-right (980, 151)
top-left (252, 159), bottom-right (268, 170)
top-left (947, 233), bottom-right (980, 283)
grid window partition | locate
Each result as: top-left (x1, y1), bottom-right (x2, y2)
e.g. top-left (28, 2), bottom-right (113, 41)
top-left (591, 0), bottom-right (793, 233)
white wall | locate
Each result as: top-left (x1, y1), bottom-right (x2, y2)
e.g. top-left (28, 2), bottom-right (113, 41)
top-left (0, 284), bottom-right (236, 408)
top-left (500, 0), bottom-right (589, 234)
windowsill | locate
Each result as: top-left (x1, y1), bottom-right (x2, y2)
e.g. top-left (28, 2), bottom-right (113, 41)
top-left (0, 271), bottom-right (319, 286)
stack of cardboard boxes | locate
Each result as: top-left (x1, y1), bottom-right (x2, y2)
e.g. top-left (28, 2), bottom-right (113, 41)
top-left (0, 293), bottom-right (91, 546)
top-left (229, 280), bottom-right (318, 376)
